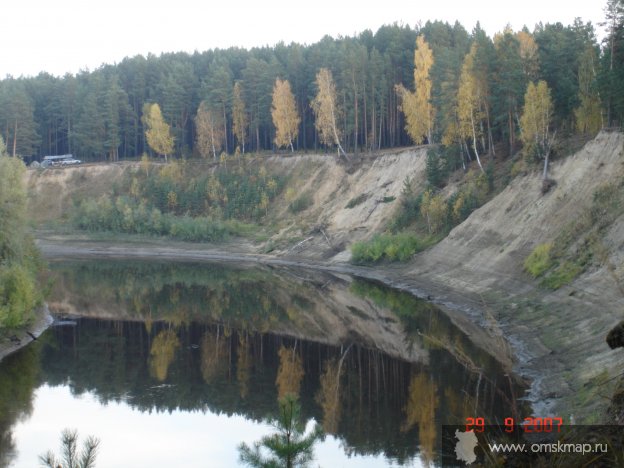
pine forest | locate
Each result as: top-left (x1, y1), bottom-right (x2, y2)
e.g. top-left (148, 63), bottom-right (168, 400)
top-left (1, 11), bottom-right (623, 163)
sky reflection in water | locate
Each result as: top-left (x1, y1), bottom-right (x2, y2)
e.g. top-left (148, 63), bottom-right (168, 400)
top-left (11, 385), bottom-right (419, 467)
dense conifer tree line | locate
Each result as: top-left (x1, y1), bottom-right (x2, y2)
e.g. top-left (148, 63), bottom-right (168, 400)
top-left (0, 10), bottom-right (621, 162)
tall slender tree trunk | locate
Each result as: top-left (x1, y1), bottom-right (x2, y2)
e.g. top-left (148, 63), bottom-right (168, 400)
top-left (68, 117), bottom-right (72, 154)
top-left (470, 113), bottom-right (484, 172)
top-left (363, 85), bottom-right (368, 152)
top-left (378, 112), bottom-right (383, 150)
top-left (222, 104), bottom-right (228, 153)
top-left (371, 104), bottom-right (376, 152)
top-left (12, 120), bottom-right (18, 157)
top-left (354, 90), bottom-right (358, 155)
top-left (328, 94), bottom-right (348, 159)
top-left (485, 105), bottom-right (495, 156)
top-left (508, 109), bottom-right (513, 152)
top-left (459, 145), bottom-right (466, 171)
top-left (352, 73), bottom-right (359, 155)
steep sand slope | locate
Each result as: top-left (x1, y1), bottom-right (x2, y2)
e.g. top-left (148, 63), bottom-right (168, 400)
top-left (264, 148), bottom-right (428, 258)
top-left (24, 162), bottom-right (131, 224)
top-left (23, 149), bottom-right (428, 254)
top-left (407, 131), bottom-right (624, 420)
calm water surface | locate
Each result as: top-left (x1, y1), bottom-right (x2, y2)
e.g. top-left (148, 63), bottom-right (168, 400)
top-left (0, 260), bottom-right (528, 467)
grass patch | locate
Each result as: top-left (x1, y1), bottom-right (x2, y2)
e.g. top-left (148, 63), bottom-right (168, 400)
top-left (540, 261), bottom-right (584, 289)
top-left (288, 192), bottom-right (313, 213)
top-left (350, 233), bottom-right (433, 264)
top-left (524, 243), bottom-right (553, 277)
top-left (524, 180), bottom-right (624, 289)
top-left (345, 193), bottom-right (369, 209)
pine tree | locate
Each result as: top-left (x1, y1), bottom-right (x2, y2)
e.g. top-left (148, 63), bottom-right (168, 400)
top-left (205, 64), bottom-right (232, 153)
top-left (74, 75), bottom-right (105, 160)
top-left (238, 394), bottom-right (324, 468)
top-left (39, 429), bottom-right (99, 468)
top-left (232, 81), bottom-right (247, 153)
top-left (575, 45), bottom-right (602, 134)
top-left (271, 78), bottom-right (300, 152)
top-left (600, 0), bottom-right (624, 125)
top-left (0, 79), bottom-right (39, 157)
top-left (493, 30), bottom-right (526, 153)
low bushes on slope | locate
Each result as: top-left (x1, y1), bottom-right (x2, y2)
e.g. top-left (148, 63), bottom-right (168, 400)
top-left (70, 159), bottom-right (283, 241)
top-left (350, 233), bottom-right (430, 263)
top-left (524, 180), bottom-right (624, 289)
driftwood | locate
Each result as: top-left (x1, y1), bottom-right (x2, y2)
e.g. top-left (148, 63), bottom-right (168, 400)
top-left (364, 201), bottom-right (380, 222)
top-left (318, 228), bottom-right (331, 246)
top-left (311, 224), bottom-right (332, 246)
top-left (289, 236), bottom-right (314, 252)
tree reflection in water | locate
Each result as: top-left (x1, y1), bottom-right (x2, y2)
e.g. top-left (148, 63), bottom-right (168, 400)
top-left (276, 344), bottom-right (304, 400)
top-left (401, 372), bottom-right (439, 465)
top-left (8, 259), bottom-right (529, 465)
top-left (0, 345), bottom-right (40, 466)
top-left (149, 329), bottom-right (180, 382)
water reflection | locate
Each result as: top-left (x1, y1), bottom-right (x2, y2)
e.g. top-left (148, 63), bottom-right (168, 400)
top-left (0, 346), bottom-right (40, 465)
top-left (2, 260), bottom-right (528, 466)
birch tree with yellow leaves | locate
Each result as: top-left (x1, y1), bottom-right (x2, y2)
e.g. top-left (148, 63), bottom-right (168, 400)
top-left (311, 68), bottom-right (347, 158)
top-left (395, 35), bottom-right (435, 145)
top-left (195, 100), bottom-right (224, 159)
top-left (142, 103), bottom-right (174, 162)
top-left (520, 80), bottom-right (554, 180)
top-left (457, 44), bottom-right (485, 172)
top-left (271, 78), bottom-right (300, 152)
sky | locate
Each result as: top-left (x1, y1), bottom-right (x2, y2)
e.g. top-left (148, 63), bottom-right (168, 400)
top-left (2, 0), bottom-right (606, 78)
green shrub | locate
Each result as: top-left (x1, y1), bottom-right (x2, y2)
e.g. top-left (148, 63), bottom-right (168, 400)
top-left (345, 193), bottom-right (368, 209)
top-left (0, 263), bottom-right (39, 328)
top-left (540, 261), bottom-right (583, 289)
top-left (524, 243), bottom-right (553, 277)
top-left (391, 178), bottom-right (423, 232)
top-left (289, 192), bottom-right (313, 213)
top-left (72, 196), bottom-right (238, 242)
top-left (351, 233), bottom-right (424, 264)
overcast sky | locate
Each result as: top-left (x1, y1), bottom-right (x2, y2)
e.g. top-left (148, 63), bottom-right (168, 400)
top-left (2, 0), bottom-right (606, 78)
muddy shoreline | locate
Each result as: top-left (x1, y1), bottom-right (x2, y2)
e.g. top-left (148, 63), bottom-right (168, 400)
top-left (0, 304), bottom-right (53, 363)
